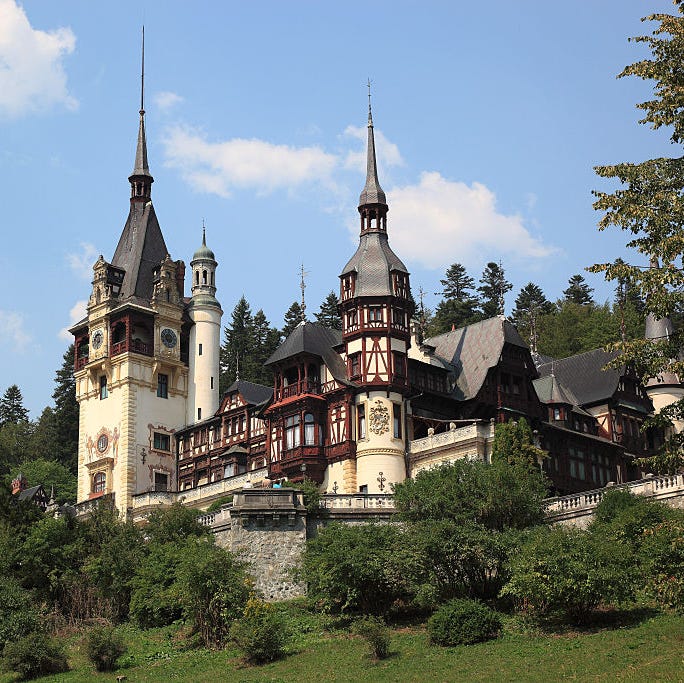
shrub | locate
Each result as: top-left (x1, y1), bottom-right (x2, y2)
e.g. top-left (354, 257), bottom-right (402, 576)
top-left (427, 598), bottom-right (502, 646)
top-left (641, 517), bottom-right (684, 610)
top-left (501, 526), bottom-right (633, 623)
top-left (176, 540), bottom-right (251, 648)
top-left (0, 577), bottom-right (40, 652)
top-left (301, 523), bottom-right (408, 615)
top-left (2, 631), bottom-right (68, 680)
top-left (85, 624), bottom-right (127, 672)
top-left (353, 616), bottom-right (390, 659)
top-left (230, 597), bottom-right (287, 664)
top-left (206, 496), bottom-right (233, 513)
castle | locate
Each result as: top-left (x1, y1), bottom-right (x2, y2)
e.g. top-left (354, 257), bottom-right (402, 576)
top-left (70, 80), bottom-right (684, 521)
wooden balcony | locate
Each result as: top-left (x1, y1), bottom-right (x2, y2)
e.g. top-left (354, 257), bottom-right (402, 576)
top-left (110, 338), bottom-right (153, 358)
top-left (275, 379), bottom-right (321, 402)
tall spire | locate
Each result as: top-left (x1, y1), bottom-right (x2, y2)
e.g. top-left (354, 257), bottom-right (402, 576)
top-left (130, 26), bottom-right (153, 195)
top-left (358, 79), bottom-right (387, 208)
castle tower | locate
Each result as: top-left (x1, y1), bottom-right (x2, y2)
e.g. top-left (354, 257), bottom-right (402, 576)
top-left (337, 91), bottom-right (413, 493)
top-left (187, 227), bottom-right (222, 424)
top-left (70, 33), bottom-right (188, 517)
top-left (644, 257), bottom-right (684, 433)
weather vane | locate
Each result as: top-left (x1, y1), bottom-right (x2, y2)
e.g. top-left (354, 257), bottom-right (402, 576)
top-left (300, 263), bottom-right (309, 322)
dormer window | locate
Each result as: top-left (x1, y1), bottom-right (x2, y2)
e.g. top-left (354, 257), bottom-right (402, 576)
top-left (368, 307), bottom-right (383, 323)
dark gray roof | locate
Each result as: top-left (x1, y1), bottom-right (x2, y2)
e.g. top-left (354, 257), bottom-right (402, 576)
top-left (645, 313), bottom-right (680, 386)
top-left (224, 380), bottom-right (273, 406)
top-left (537, 349), bottom-right (622, 406)
top-left (358, 112), bottom-right (386, 207)
top-left (340, 232), bottom-right (409, 297)
top-left (111, 202), bottom-right (168, 302)
top-left (425, 316), bottom-right (528, 401)
top-left (533, 374), bottom-right (593, 417)
top-left (131, 112), bottom-right (152, 179)
top-left (265, 321), bottom-right (349, 383)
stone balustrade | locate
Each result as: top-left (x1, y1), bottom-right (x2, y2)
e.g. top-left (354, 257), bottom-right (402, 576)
top-left (319, 493), bottom-right (395, 509)
top-left (408, 422), bottom-right (494, 455)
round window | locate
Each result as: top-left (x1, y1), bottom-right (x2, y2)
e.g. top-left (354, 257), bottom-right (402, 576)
top-left (97, 434), bottom-right (108, 453)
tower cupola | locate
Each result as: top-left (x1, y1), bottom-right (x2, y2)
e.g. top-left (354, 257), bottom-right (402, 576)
top-left (190, 227), bottom-right (219, 305)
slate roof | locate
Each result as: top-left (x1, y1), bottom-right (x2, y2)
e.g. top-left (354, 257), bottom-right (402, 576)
top-left (425, 316), bottom-right (529, 401)
top-left (358, 110), bottom-right (386, 207)
top-left (536, 348), bottom-right (622, 406)
top-left (533, 374), bottom-right (593, 417)
top-left (265, 321), bottom-right (349, 384)
top-left (224, 380), bottom-right (273, 407)
top-left (645, 313), bottom-right (681, 386)
top-left (111, 201), bottom-right (168, 302)
top-left (339, 232), bottom-right (409, 297)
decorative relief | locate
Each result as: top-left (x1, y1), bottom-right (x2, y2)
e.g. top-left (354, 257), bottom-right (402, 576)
top-left (369, 399), bottom-right (390, 435)
top-left (85, 425), bottom-right (119, 464)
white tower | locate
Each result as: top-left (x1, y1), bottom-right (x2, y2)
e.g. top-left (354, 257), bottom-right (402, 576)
top-left (187, 228), bottom-right (222, 424)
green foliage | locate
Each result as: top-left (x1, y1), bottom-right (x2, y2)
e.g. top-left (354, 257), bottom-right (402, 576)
top-left (0, 577), bottom-right (40, 652)
top-left (85, 624), bottom-right (127, 671)
top-left (230, 596), bottom-right (288, 664)
top-left (280, 478), bottom-right (322, 515)
top-left (0, 421), bottom-right (35, 476)
top-left (640, 516), bottom-right (684, 610)
top-left (50, 344), bottom-right (79, 473)
top-left (353, 615), bottom-right (390, 659)
top-left (502, 526), bottom-right (634, 623)
top-left (176, 540), bottom-right (251, 648)
top-left (2, 631), bottom-right (68, 680)
top-left (0, 384), bottom-right (29, 426)
top-left (145, 502), bottom-right (209, 545)
top-left (205, 496), bottom-right (233, 513)
top-left (427, 598), bottom-right (502, 646)
top-left (301, 523), bottom-right (407, 615)
top-left (432, 263), bottom-right (480, 333)
top-left (315, 290), bottom-right (342, 330)
top-left (129, 541), bottom-right (186, 628)
top-left (477, 261), bottom-right (512, 318)
top-left (396, 521), bottom-right (516, 604)
top-left (282, 300), bottom-right (304, 338)
top-left (563, 274), bottom-right (594, 306)
top-left (491, 418), bottom-right (546, 469)
top-left (392, 459), bottom-right (547, 531)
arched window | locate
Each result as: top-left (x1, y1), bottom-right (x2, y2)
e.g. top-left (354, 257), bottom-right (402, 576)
top-left (304, 413), bottom-right (316, 445)
top-left (93, 472), bottom-right (106, 493)
top-left (195, 271), bottom-right (200, 286)
top-left (202, 270), bottom-right (207, 284)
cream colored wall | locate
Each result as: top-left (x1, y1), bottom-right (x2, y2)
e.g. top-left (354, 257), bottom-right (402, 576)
top-left (187, 306), bottom-right (222, 424)
top-left (648, 386), bottom-right (684, 433)
top-left (355, 391), bottom-right (406, 493)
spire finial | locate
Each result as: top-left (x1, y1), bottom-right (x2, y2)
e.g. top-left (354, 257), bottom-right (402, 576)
top-left (367, 78), bottom-right (373, 125)
top-left (202, 219), bottom-right (206, 246)
top-left (140, 25), bottom-right (145, 115)
top-left (300, 264), bottom-right (308, 322)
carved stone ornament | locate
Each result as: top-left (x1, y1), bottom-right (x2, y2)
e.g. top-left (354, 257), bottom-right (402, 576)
top-left (369, 399), bottom-right (390, 435)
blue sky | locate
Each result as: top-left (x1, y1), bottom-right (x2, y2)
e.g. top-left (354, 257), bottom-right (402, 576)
top-left (0, 0), bottom-right (678, 417)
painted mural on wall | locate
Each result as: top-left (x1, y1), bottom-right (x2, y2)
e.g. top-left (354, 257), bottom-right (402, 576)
top-left (85, 426), bottom-right (120, 463)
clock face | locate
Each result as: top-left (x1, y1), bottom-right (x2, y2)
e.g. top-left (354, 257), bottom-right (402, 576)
top-left (92, 330), bottom-right (104, 350)
top-left (161, 328), bottom-right (177, 349)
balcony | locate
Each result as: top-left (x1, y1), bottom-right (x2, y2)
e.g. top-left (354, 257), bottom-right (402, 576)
top-left (275, 379), bottom-right (321, 402)
top-left (110, 338), bottom-right (153, 358)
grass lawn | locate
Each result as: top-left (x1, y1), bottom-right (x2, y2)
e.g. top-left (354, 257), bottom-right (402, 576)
top-left (3, 609), bottom-right (682, 682)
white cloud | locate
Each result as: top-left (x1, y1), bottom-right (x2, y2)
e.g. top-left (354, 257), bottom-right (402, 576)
top-left (342, 124), bottom-right (404, 173)
top-left (0, 310), bottom-right (31, 347)
top-left (66, 242), bottom-right (99, 280)
top-left (0, 0), bottom-right (77, 118)
top-left (58, 300), bottom-right (87, 341)
top-left (384, 172), bottom-right (556, 270)
top-left (162, 125), bottom-right (338, 197)
top-left (154, 90), bottom-right (184, 112)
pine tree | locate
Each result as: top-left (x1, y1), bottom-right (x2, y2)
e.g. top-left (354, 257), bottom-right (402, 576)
top-left (590, 6), bottom-right (684, 472)
top-left (220, 297), bottom-right (254, 394)
top-left (432, 263), bottom-right (479, 334)
top-left (250, 310), bottom-right (280, 386)
top-left (477, 262), bottom-right (512, 319)
top-left (563, 274), bottom-right (595, 306)
top-left (315, 291), bottom-right (342, 330)
top-left (282, 301), bottom-right (304, 339)
top-left (0, 385), bottom-right (29, 427)
top-left (51, 345), bottom-right (79, 473)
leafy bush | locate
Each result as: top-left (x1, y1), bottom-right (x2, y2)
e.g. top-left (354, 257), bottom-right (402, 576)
top-left (641, 517), bottom-right (684, 610)
top-left (230, 597), bottom-right (287, 664)
top-left (501, 526), bottom-right (633, 623)
top-left (0, 577), bottom-right (40, 652)
top-left (353, 616), bottom-right (390, 659)
top-left (301, 523), bottom-right (408, 615)
top-left (427, 598), bottom-right (502, 646)
top-left (85, 624), bottom-right (127, 672)
top-left (206, 496), bottom-right (233, 513)
top-left (176, 540), bottom-right (251, 648)
top-left (145, 503), bottom-right (209, 544)
top-left (2, 631), bottom-right (68, 680)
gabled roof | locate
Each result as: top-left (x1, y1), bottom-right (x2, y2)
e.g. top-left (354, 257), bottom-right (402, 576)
top-left (265, 321), bottom-right (349, 383)
top-left (533, 373), bottom-right (579, 406)
top-left (224, 380), bottom-right (273, 407)
top-left (536, 348), bottom-right (622, 406)
top-left (425, 316), bottom-right (529, 401)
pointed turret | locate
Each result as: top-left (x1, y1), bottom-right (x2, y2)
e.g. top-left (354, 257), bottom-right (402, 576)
top-left (358, 86), bottom-right (387, 209)
top-left (129, 27), bottom-right (153, 201)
